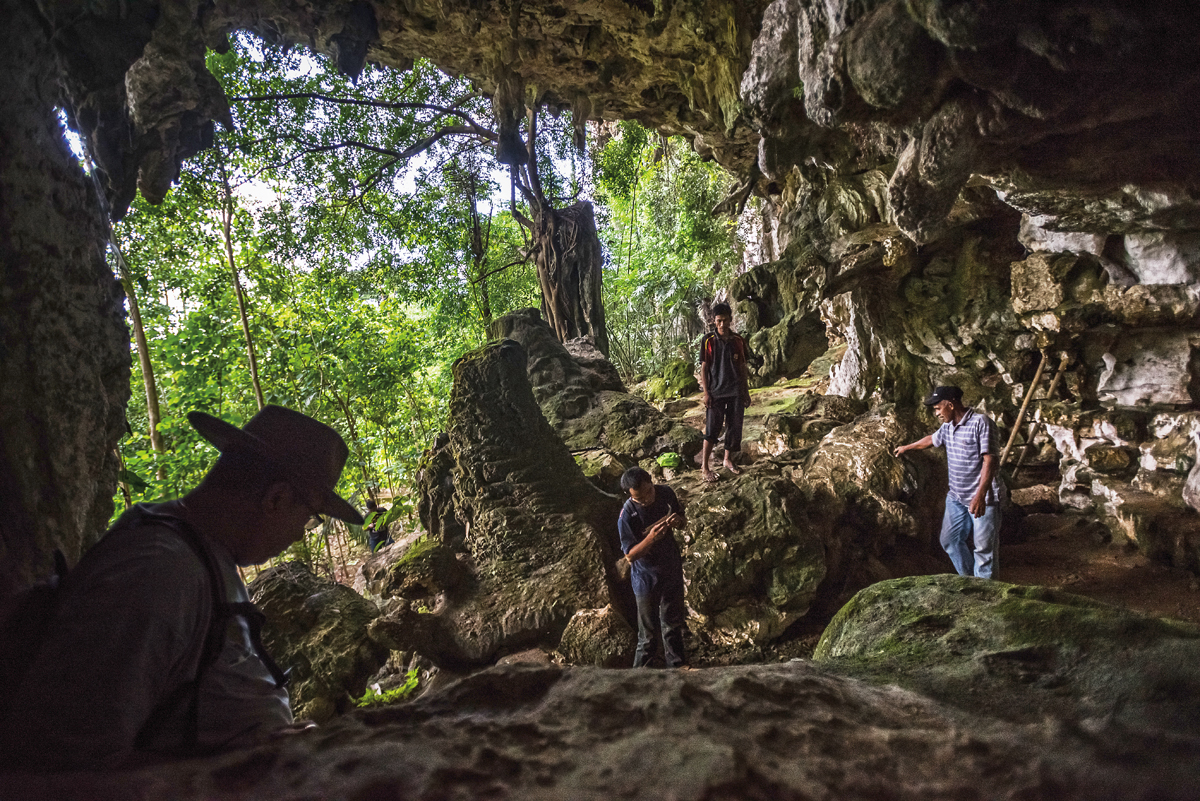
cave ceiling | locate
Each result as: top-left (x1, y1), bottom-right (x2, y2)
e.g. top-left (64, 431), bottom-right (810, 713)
top-left (36, 0), bottom-right (1200, 243)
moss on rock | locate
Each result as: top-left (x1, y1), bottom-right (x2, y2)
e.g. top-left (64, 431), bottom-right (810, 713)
top-left (814, 574), bottom-right (1200, 732)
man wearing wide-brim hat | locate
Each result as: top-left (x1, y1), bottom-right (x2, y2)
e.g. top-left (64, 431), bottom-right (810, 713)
top-left (893, 386), bottom-right (1007, 579)
top-left (2, 406), bottom-right (363, 771)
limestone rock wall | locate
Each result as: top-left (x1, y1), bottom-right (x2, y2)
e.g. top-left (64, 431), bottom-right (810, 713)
top-left (0, 0), bottom-right (130, 595)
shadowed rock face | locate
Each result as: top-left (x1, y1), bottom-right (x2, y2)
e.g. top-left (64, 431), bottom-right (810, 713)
top-left (5, 661), bottom-right (1199, 799)
top-left (743, 0), bottom-right (1200, 244)
top-left (250, 562), bottom-right (389, 723)
top-left (0, 0), bottom-right (130, 597)
top-left (36, 0), bottom-right (1200, 244)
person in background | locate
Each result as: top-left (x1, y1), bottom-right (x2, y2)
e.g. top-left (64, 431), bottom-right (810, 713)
top-left (615, 467), bottom-right (690, 669)
top-left (699, 302), bottom-right (751, 483)
top-left (894, 386), bottom-right (1007, 579)
top-left (364, 499), bottom-right (393, 553)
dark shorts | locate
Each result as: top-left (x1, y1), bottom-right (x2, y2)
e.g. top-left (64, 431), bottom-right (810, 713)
top-left (704, 396), bottom-right (744, 452)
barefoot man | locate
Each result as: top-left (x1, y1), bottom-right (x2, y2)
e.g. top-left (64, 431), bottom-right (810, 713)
top-left (699, 302), bottom-right (751, 482)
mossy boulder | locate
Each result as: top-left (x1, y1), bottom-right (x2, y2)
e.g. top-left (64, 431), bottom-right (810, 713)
top-left (758, 393), bottom-right (869, 454)
top-left (250, 561), bottom-right (389, 723)
top-left (376, 535), bottom-right (467, 600)
top-left (815, 574), bottom-right (1200, 733)
top-left (574, 448), bottom-right (634, 494)
top-left (646, 359), bottom-right (699, 401)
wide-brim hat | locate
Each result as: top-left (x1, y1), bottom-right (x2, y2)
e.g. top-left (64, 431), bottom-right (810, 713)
top-left (188, 405), bottom-right (364, 525)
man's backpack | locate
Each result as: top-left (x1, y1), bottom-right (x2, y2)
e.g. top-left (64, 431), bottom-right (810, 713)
top-left (0, 509), bottom-right (286, 754)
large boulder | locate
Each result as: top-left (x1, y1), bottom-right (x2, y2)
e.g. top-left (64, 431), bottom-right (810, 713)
top-left (403, 339), bottom-right (627, 668)
top-left (249, 562), bottom-right (388, 723)
top-left (492, 308), bottom-right (701, 460)
top-left (682, 469), bottom-right (832, 645)
top-left (815, 574), bottom-right (1200, 734)
top-left (12, 661), bottom-right (1200, 799)
top-left (678, 405), bottom-right (949, 647)
top-left (555, 605), bottom-right (637, 668)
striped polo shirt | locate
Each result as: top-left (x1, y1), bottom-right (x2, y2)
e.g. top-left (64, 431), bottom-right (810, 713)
top-left (931, 408), bottom-right (1006, 506)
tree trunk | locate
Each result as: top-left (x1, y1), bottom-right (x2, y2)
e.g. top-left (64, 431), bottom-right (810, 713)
top-left (531, 200), bottom-right (609, 356)
top-left (219, 164), bottom-right (266, 411)
top-left (330, 387), bottom-right (373, 501)
top-left (110, 236), bottom-right (165, 453)
top-left (468, 186), bottom-right (493, 330)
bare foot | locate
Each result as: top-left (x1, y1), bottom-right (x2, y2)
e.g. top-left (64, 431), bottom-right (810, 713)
top-left (701, 469), bottom-right (719, 483)
top-left (724, 462), bottom-right (742, 475)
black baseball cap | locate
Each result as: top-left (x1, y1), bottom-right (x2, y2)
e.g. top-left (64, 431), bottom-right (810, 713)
top-left (923, 386), bottom-right (963, 406)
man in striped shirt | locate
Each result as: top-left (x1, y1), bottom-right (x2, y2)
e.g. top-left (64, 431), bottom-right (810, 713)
top-left (894, 386), bottom-right (1006, 579)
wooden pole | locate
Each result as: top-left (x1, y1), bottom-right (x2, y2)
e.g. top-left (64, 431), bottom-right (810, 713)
top-left (1001, 350), bottom-right (1048, 466)
top-left (1011, 354), bottom-right (1071, 480)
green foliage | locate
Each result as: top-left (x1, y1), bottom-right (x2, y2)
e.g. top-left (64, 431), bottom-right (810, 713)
top-left (355, 668), bottom-right (420, 707)
top-left (592, 123), bottom-right (742, 380)
top-left (105, 37), bottom-right (753, 558)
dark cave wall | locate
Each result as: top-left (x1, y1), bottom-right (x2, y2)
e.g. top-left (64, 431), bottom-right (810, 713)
top-left (0, 0), bottom-right (130, 595)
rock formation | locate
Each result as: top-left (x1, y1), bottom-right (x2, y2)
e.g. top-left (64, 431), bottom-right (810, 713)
top-left (8, 0), bottom-right (1200, 590)
top-left (6, 659), bottom-right (1199, 799)
top-left (397, 339), bottom-right (627, 667)
top-left (250, 562), bottom-right (390, 722)
top-left (816, 574), bottom-right (1200, 735)
top-left (491, 308), bottom-right (701, 460)
top-left (5, 0), bottom-right (1200, 794)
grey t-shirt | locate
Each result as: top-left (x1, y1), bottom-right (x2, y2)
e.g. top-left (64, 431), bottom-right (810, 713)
top-left (5, 506), bottom-right (291, 770)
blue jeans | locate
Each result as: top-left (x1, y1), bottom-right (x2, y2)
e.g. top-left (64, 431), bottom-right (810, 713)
top-left (939, 494), bottom-right (1000, 579)
top-left (634, 582), bottom-right (687, 668)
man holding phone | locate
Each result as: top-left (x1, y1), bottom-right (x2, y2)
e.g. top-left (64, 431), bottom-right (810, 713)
top-left (616, 467), bottom-right (690, 669)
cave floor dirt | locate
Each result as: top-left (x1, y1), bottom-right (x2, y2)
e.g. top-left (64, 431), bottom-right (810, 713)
top-left (1002, 507), bottom-right (1200, 626)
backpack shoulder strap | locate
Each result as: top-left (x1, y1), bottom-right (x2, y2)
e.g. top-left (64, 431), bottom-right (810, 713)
top-left (126, 508), bottom-right (286, 752)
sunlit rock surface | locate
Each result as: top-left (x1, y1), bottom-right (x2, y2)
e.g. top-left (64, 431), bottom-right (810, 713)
top-left (5, 660), bottom-right (1199, 800)
top-left (492, 308), bottom-right (701, 460)
top-left (249, 562), bottom-right (389, 723)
